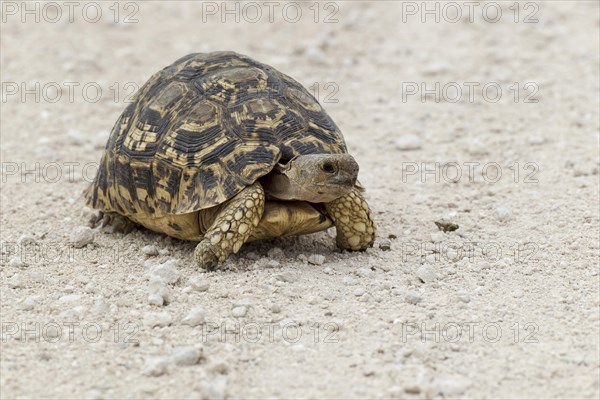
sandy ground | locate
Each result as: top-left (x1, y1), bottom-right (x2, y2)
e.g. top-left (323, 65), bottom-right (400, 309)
top-left (1, 1), bottom-right (599, 399)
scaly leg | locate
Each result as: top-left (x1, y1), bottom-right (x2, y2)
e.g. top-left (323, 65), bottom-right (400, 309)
top-left (195, 182), bottom-right (265, 270)
top-left (324, 188), bottom-right (377, 251)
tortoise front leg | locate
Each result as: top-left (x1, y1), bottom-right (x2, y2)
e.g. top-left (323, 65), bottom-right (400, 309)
top-left (195, 182), bottom-right (265, 270)
top-left (324, 188), bottom-right (377, 251)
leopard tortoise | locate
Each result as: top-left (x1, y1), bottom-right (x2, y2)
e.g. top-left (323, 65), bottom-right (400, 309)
top-left (84, 51), bottom-right (376, 269)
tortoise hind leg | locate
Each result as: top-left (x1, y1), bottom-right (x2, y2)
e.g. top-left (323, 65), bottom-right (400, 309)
top-left (324, 188), bottom-right (377, 251)
top-left (195, 182), bottom-right (265, 270)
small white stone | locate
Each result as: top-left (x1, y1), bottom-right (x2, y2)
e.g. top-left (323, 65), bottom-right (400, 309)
top-left (457, 292), bottom-right (471, 303)
top-left (8, 256), bottom-right (26, 268)
top-left (342, 276), bottom-right (357, 286)
top-left (275, 272), bottom-right (297, 283)
top-left (270, 304), bottom-right (281, 313)
top-left (141, 245), bottom-right (159, 257)
top-left (17, 297), bottom-right (35, 310)
top-left (148, 294), bottom-right (164, 306)
top-left (171, 346), bottom-right (201, 366)
top-left (147, 259), bottom-right (181, 284)
top-left (189, 276), bottom-right (210, 292)
top-left (527, 135), bottom-right (547, 145)
top-left (395, 134), bottom-right (422, 151)
top-left (59, 294), bottom-right (82, 303)
top-left (231, 306), bottom-right (247, 318)
top-left (17, 234), bottom-right (36, 246)
top-left (181, 307), bottom-right (205, 327)
top-left (430, 231), bottom-right (446, 243)
top-left (308, 254), bottom-right (325, 265)
top-left (353, 287), bottom-right (366, 297)
top-left (416, 265), bottom-right (436, 283)
top-left (322, 267), bottom-right (333, 274)
top-left (202, 376), bottom-right (227, 400)
top-left (405, 291), bottom-right (423, 305)
top-left (142, 357), bottom-right (169, 376)
top-left (355, 267), bottom-right (373, 278)
top-left (70, 226), bottom-right (94, 248)
top-left (144, 311), bottom-right (172, 327)
top-left (148, 278), bottom-right (172, 305)
top-left (267, 247), bottom-right (284, 259)
top-left (496, 207), bottom-right (512, 222)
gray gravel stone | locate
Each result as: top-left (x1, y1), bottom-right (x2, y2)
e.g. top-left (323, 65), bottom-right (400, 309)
top-left (355, 267), bottom-right (373, 278)
top-left (172, 346), bottom-right (201, 366)
top-left (416, 265), bottom-right (436, 283)
top-left (379, 239), bottom-right (392, 251)
top-left (496, 207), bottom-right (513, 222)
top-left (148, 278), bottom-right (172, 305)
top-left (308, 254), bottom-right (325, 265)
top-left (189, 276), bottom-right (210, 292)
top-left (141, 245), bottom-right (159, 257)
top-left (148, 294), bottom-right (164, 306)
top-left (142, 357), bottom-right (169, 376)
top-left (275, 272), bottom-right (297, 283)
top-left (405, 291), bottom-right (423, 305)
top-left (147, 259), bottom-right (181, 284)
top-left (70, 226), bottom-right (94, 248)
top-left (353, 287), bottom-right (366, 297)
top-left (8, 256), bottom-right (26, 268)
top-left (231, 306), bottom-right (247, 318)
top-left (181, 307), bottom-right (205, 327)
top-left (144, 311), bottom-right (173, 327)
top-left (17, 234), bottom-right (36, 246)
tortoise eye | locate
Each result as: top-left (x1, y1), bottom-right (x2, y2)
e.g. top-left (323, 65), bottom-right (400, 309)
top-left (321, 161), bottom-right (336, 173)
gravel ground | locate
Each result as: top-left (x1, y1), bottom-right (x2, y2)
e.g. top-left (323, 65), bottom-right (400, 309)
top-left (1, 1), bottom-right (599, 399)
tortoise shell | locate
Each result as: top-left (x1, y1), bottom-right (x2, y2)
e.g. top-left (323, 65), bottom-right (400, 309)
top-left (84, 52), bottom-right (348, 217)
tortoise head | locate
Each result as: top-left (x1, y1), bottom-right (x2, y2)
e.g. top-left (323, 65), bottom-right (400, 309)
top-left (262, 154), bottom-right (359, 203)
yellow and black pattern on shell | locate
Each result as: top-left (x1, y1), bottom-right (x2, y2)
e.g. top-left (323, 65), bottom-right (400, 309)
top-left (84, 51), bottom-right (347, 217)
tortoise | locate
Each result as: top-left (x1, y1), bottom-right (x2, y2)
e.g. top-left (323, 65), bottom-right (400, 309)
top-left (84, 51), bottom-right (376, 269)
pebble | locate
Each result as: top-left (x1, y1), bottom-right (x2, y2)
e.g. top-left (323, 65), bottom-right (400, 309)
top-left (70, 226), bottom-right (95, 248)
top-left (275, 272), bottom-right (297, 283)
top-left (430, 231), bottom-right (446, 243)
top-left (231, 306), bottom-right (247, 318)
top-left (267, 247), bottom-right (284, 259)
top-left (404, 384), bottom-right (422, 394)
top-left (416, 265), bottom-right (436, 283)
top-left (17, 234), bottom-right (36, 246)
top-left (270, 304), bottom-right (281, 313)
top-left (395, 134), bottom-right (422, 151)
top-left (8, 256), bottom-right (26, 268)
top-left (202, 376), bottom-right (227, 400)
top-left (457, 292), bottom-right (471, 303)
top-left (142, 357), bottom-right (169, 377)
top-left (405, 291), bottom-right (423, 305)
top-left (379, 240), bottom-right (392, 251)
top-left (148, 294), bottom-right (164, 306)
top-left (189, 276), bottom-right (210, 292)
top-left (527, 135), bottom-right (547, 145)
top-left (322, 267), bottom-right (333, 274)
top-left (59, 294), bottom-right (82, 303)
top-left (171, 346), bottom-right (201, 366)
top-left (148, 278), bottom-right (172, 305)
top-left (308, 254), bottom-right (325, 265)
top-left (17, 297), bottom-right (35, 310)
top-left (141, 245), bottom-right (159, 257)
top-left (143, 311), bottom-right (173, 327)
top-left (496, 207), bottom-right (513, 222)
top-left (147, 259), bottom-right (181, 284)
top-left (353, 287), bottom-right (366, 297)
top-left (355, 267), bottom-right (373, 278)
top-left (342, 276), bottom-right (357, 286)
top-left (181, 307), bottom-right (205, 327)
